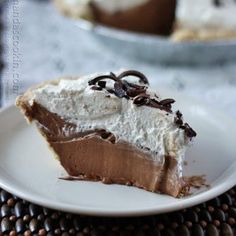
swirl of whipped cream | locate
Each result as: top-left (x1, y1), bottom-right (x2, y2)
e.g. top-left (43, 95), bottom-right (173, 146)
top-left (177, 0), bottom-right (236, 30)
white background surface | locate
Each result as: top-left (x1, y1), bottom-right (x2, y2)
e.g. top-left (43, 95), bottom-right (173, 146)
top-left (1, 0), bottom-right (236, 119)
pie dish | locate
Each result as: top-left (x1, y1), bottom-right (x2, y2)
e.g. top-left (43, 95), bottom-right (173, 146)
top-left (54, 0), bottom-right (236, 41)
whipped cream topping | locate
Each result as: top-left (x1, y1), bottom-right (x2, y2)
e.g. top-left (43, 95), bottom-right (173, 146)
top-left (30, 72), bottom-right (191, 168)
top-left (64, 0), bottom-right (149, 13)
top-left (177, 0), bottom-right (236, 30)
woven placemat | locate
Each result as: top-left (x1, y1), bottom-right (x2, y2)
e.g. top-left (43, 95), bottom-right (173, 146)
top-left (0, 186), bottom-right (236, 236)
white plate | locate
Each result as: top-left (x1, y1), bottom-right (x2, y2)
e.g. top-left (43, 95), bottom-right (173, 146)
top-left (0, 92), bottom-right (236, 217)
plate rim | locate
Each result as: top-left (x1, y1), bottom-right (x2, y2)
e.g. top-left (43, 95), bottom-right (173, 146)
top-left (0, 102), bottom-right (236, 217)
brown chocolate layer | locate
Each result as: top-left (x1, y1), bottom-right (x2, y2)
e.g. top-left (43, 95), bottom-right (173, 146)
top-left (91, 0), bottom-right (176, 35)
top-left (16, 99), bottom-right (184, 197)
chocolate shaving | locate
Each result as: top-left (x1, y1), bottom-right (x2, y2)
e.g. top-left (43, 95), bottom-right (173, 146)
top-left (159, 99), bottom-right (175, 106)
top-left (114, 82), bottom-right (128, 98)
top-left (106, 88), bottom-right (115, 94)
top-left (133, 94), bottom-right (150, 106)
top-left (88, 73), bottom-right (120, 86)
top-left (148, 99), bottom-right (172, 112)
top-left (117, 70), bottom-right (149, 84)
top-left (98, 130), bottom-right (116, 144)
top-left (176, 110), bottom-right (182, 119)
top-left (175, 110), bottom-right (183, 126)
top-left (183, 123), bottom-right (197, 138)
top-left (91, 86), bottom-right (102, 91)
top-left (127, 88), bottom-right (146, 97)
top-left (98, 81), bottom-right (106, 88)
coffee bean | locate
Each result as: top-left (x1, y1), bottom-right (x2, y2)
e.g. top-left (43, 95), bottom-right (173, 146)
top-left (207, 206), bottom-right (215, 213)
top-left (229, 207), bottom-right (236, 218)
top-left (162, 228), bottom-right (175, 236)
top-left (60, 218), bottom-right (70, 231)
top-left (191, 224), bottom-right (204, 236)
top-left (14, 202), bottom-right (24, 218)
top-left (213, 209), bottom-right (226, 222)
top-left (65, 213), bottom-right (72, 220)
top-left (184, 210), bottom-right (198, 223)
top-left (61, 233), bottom-right (70, 236)
top-left (133, 229), bottom-right (146, 236)
top-left (29, 219), bottom-right (39, 233)
top-left (1, 217), bottom-right (11, 233)
top-left (209, 197), bottom-right (221, 207)
top-left (200, 203), bottom-right (207, 209)
top-left (228, 217), bottom-right (235, 225)
top-left (24, 230), bottom-right (32, 236)
top-left (200, 220), bottom-right (207, 228)
top-left (171, 212), bottom-right (184, 224)
top-left (9, 231), bottom-right (17, 236)
top-left (213, 220), bottom-right (221, 227)
top-left (0, 190), bottom-right (10, 203)
top-left (38, 229), bottom-right (46, 236)
top-left (29, 204), bottom-right (41, 217)
top-left (221, 223), bottom-right (234, 236)
top-left (23, 214), bottom-right (31, 222)
top-left (51, 212), bottom-right (59, 220)
top-left (199, 210), bottom-right (212, 222)
top-left (44, 218), bottom-right (54, 232)
top-left (7, 198), bottom-right (15, 207)
top-left (119, 230), bottom-right (132, 236)
top-left (221, 193), bottom-right (233, 206)
top-left (9, 215), bottom-right (17, 222)
top-left (170, 222), bottom-right (178, 229)
top-left (73, 218), bottom-right (81, 231)
top-left (185, 221), bottom-right (192, 228)
top-left (156, 223), bottom-right (164, 231)
top-left (206, 224), bottom-right (219, 236)
top-left (46, 232), bottom-right (54, 236)
top-left (83, 226), bottom-right (91, 234)
top-left (13, 195), bottom-right (19, 201)
top-left (1, 204), bottom-right (11, 217)
top-left (54, 228), bottom-right (61, 235)
top-left (15, 219), bottom-right (25, 233)
top-left (43, 208), bottom-right (51, 216)
top-left (176, 225), bottom-right (190, 236)
top-left (37, 213), bottom-right (45, 222)
top-left (222, 204), bottom-right (229, 212)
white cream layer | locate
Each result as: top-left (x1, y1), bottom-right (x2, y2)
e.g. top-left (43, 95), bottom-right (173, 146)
top-left (64, 0), bottom-right (149, 13)
top-left (177, 0), bottom-right (236, 30)
top-left (30, 72), bottom-right (189, 168)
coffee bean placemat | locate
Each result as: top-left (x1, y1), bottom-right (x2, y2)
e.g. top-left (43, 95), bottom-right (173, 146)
top-left (0, 187), bottom-right (236, 236)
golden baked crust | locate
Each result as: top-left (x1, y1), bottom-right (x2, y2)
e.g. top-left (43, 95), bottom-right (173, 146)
top-left (172, 23), bottom-right (236, 42)
top-left (53, 0), bottom-right (93, 20)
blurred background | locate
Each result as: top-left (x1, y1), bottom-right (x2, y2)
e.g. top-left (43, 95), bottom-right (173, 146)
top-left (0, 0), bottom-right (236, 117)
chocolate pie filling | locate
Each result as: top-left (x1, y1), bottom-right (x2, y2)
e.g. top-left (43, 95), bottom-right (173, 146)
top-left (17, 99), bottom-right (184, 197)
top-left (90, 0), bottom-right (177, 35)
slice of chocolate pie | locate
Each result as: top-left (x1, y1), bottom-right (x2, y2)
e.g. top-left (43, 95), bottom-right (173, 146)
top-left (16, 70), bottom-right (196, 197)
top-left (54, 0), bottom-right (176, 35)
